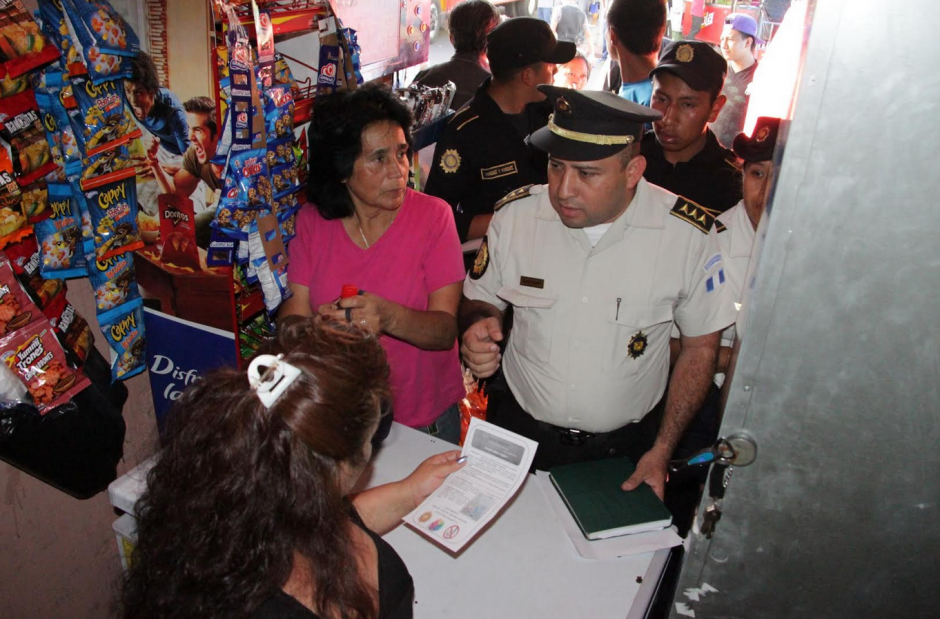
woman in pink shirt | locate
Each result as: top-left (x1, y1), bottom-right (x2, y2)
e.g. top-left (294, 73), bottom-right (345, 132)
top-left (280, 85), bottom-right (466, 443)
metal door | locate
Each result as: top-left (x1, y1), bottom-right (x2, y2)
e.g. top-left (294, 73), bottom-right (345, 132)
top-left (672, 1), bottom-right (940, 617)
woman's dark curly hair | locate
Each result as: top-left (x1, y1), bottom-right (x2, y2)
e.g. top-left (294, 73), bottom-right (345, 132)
top-left (307, 84), bottom-right (413, 219)
top-left (121, 321), bottom-right (392, 619)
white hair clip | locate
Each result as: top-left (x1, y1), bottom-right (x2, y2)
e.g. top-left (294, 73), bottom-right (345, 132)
top-left (247, 354), bottom-right (301, 409)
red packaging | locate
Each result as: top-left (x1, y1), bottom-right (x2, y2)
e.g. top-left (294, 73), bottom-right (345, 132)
top-left (42, 290), bottom-right (94, 364)
top-left (341, 284), bottom-right (358, 298)
top-left (458, 369), bottom-right (488, 447)
top-left (0, 320), bottom-right (89, 414)
top-left (4, 235), bottom-right (65, 309)
top-left (0, 253), bottom-right (42, 335)
top-left (0, 89), bottom-right (58, 186)
top-left (157, 193), bottom-right (200, 270)
top-left (0, 0), bottom-right (60, 79)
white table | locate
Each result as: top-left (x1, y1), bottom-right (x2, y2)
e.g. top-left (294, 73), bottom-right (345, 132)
top-left (109, 423), bottom-right (669, 618)
top-left (363, 424), bottom-right (669, 619)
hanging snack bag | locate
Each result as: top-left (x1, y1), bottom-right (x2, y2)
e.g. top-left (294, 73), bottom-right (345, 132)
top-left (97, 296), bottom-right (144, 381)
top-left (0, 254), bottom-right (42, 336)
top-left (79, 141), bottom-right (129, 182)
top-left (231, 148), bottom-right (272, 209)
top-left (4, 235), bottom-right (64, 308)
top-left (60, 0), bottom-right (139, 58)
top-left (0, 320), bottom-right (90, 413)
top-left (35, 181), bottom-right (85, 278)
top-left (81, 166), bottom-right (141, 260)
top-left (42, 289), bottom-right (93, 364)
top-left (36, 0), bottom-right (83, 72)
top-left (69, 74), bottom-right (137, 156)
top-left (0, 146), bottom-right (25, 247)
top-left (265, 136), bottom-right (294, 169)
top-left (35, 89), bottom-right (81, 173)
top-left (0, 89), bottom-right (58, 186)
top-left (264, 85), bottom-right (294, 140)
top-left (55, 1), bottom-right (130, 84)
top-left (86, 250), bottom-right (138, 312)
top-left (0, 0), bottom-right (60, 78)
top-left (157, 193), bottom-right (200, 271)
top-left (19, 178), bottom-right (48, 222)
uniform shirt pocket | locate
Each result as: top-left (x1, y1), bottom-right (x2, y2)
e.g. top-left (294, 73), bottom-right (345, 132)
top-left (606, 303), bottom-right (673, 378)
top-left (497, 285), bottom-right (557, 364)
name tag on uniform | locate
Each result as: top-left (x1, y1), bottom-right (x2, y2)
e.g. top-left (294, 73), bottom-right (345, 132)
top-left (520, 276), bottom-right (544, 289)
top-left (480, 161), bottom-right (518, 180)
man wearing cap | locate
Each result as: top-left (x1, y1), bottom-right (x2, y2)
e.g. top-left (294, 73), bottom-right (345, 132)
top-left (667, 117), bottom-right (781, 515)
top-left (459, 86), bottom-right (736, 501)
top-left (642, 40), bottom-right (742, 214)
top-left (425, 18), bottom-right (576, 243)
top-left (711, 14), bottom-right (762, 148)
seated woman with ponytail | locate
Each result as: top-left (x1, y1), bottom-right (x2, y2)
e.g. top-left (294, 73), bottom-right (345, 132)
top-left (121, 320), bottom-right (464, 619)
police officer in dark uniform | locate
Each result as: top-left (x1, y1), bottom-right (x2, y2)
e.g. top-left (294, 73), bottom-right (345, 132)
top-left (642, 40), bottom-right (743, 214)
top-left (424, 17), bottom-right (576, 242)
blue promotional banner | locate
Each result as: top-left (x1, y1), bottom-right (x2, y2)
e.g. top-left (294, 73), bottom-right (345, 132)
top-left (143, 307), bottom-right (237, 431)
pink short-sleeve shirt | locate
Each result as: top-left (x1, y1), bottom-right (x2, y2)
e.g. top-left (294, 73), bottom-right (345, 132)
top-left (287, 190), bottom-right (466, 428)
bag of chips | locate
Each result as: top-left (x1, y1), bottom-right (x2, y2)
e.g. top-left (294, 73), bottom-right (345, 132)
top-left (4, 235), bottom-right (64, 309)
top-left (157, 192), bottom-right (200, 271)
top-left (36, 0), bottom-right (83, 72)
top-left (86, 249), bottom-right (138, 312)
top-left (0, 0), bottom-right (60, 78)
top-left (97, 296), bottom-right (145, 381)
top-left (0, 89), bottom-right (58, 186)
top-left (35, 89), bottom-right (81, 173)
top-left (60, 0), bottom-right (139, 58)
top-left (35, 181), bottom-right (85, 278)
top-left (81, 166), bottom-right (141, 260)
top-left (50, 0), bottom-right (130, 84)
top-left (0, 253), bottom-right (42, 336)
top-left (0, 72), bottom-right (27, 98)
top-left (0, 146), bottom-right (26, 248)
top-left (42, 287), bottom-right (93, 364)
top-left (19, 178), bottom-right (48, 222)
top-left (68, 74), bottom-right (137, 156)
top-left (0, 319), bottom-right (90, 413)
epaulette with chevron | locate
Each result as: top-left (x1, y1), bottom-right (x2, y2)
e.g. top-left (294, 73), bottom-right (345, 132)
top-left (670, 197), bottom-right (716, 234)
top-left (494, 185), bottom-right (534, 211)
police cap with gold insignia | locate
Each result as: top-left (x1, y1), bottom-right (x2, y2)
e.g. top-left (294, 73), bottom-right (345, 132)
top-left (529, 85), bottom-right (662, 161)
top-left (733, 116), bottom-right (781, 163)
top-left (650, 40), bottom-right (727, 94)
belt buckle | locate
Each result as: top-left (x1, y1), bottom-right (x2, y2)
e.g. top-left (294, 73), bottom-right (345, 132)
top-left (426, 421), bottom-right (440, 436)
top-left (557, 427), bottom-right (593, 446)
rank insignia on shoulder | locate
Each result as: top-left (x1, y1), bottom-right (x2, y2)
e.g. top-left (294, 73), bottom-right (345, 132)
top-left (628, 331), bottom-right (648, 359)
top-left (670, 197), bottom-right (716, 234)
top-left (494, 185), bottom-right (534, 212)
top-left (470, 235), bottom-right (489, 280)
top-left (714, 220), bottom-right (727, 233)
top-left (440, 149), bottom-right (461, 174)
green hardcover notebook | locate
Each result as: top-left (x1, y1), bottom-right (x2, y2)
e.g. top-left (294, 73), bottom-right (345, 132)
top-left (549, 457), bottom-right (673, 540)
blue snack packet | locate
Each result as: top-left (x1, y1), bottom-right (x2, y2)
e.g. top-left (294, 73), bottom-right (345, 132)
top-left (60, 0), bottom-right (140, 57)
top-left (68, 74), bottom-right (138, 156)
top-left (81, 166), bottom-right (142, 261)
top-left (86, 250), bottom-right (139, 313)
top-left (97, 297), bottom-right (146, 381)
top-left (35, 181), bottom-right (86, 278)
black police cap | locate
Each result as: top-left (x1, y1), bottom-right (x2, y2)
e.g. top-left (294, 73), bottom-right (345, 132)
top-left (650, 40), bottom-right (727, 94)
top-left (529, 85), bottom-right (662, 161)
top-left (732, 117), bottom-right (781, 163)
top-left (487, 17), bottom-right (576, 73)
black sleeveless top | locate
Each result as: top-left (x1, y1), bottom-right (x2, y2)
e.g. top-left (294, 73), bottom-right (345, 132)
top-left (250, 509), bottom-right (414, 619)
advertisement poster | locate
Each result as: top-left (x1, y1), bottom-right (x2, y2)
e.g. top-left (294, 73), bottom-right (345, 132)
top-left (143, 307), bottom-right (236, 430)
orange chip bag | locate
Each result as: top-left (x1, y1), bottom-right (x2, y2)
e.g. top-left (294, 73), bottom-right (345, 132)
top-left (0, 319), bottom-right (89, 414)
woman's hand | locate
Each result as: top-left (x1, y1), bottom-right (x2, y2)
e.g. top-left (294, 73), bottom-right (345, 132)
top-left (403, 450), bottom-right (466, 509)
top-left (321, 291), bottom-right (391, 334)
